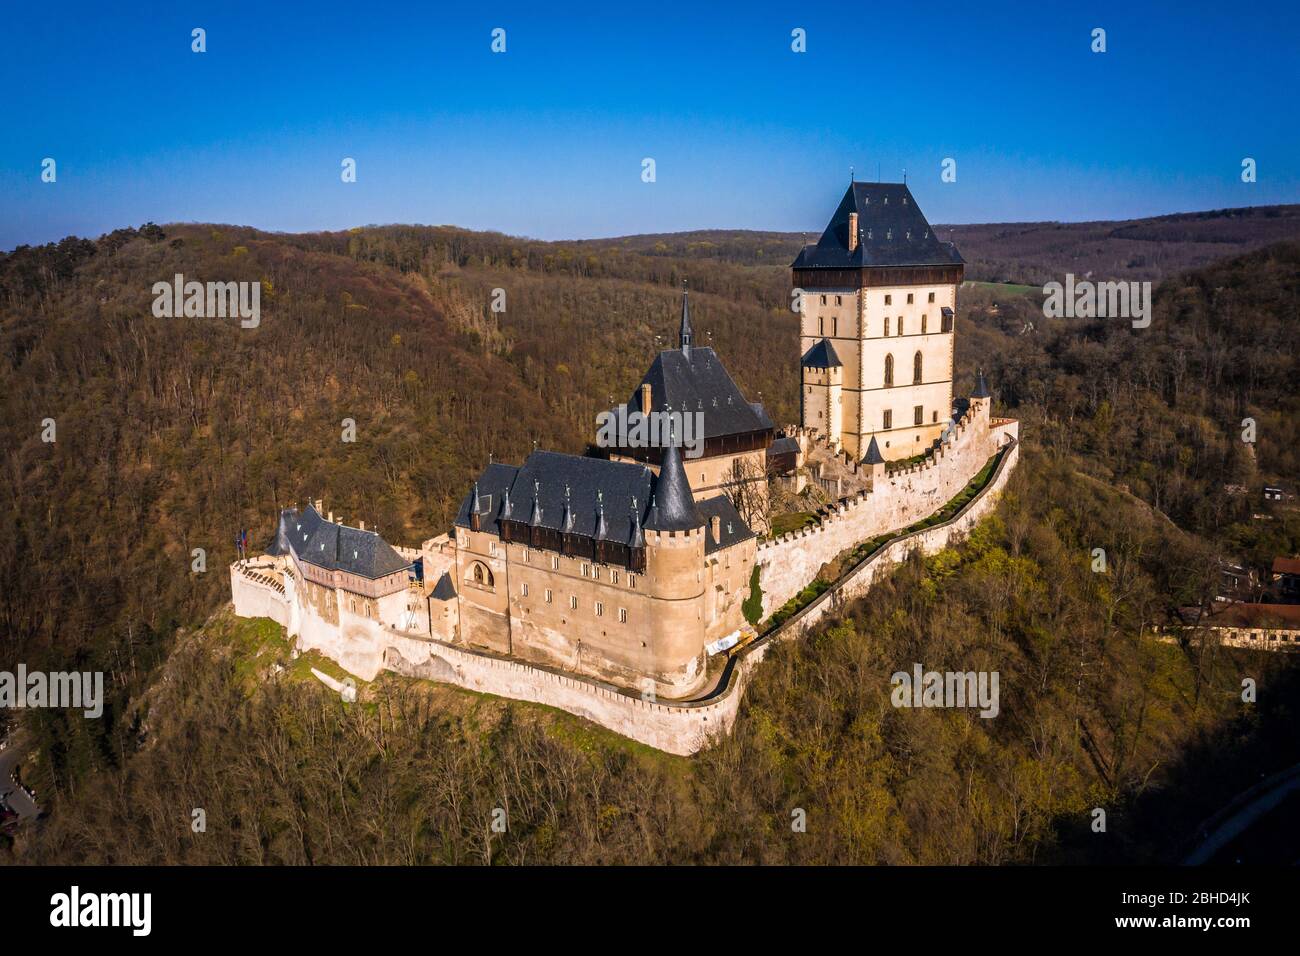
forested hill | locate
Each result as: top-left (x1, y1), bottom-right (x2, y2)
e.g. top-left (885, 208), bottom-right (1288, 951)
top-left (556, 203), bottom-right (1300, 284)
top-left (1, 216), bottom-right (1298, 863)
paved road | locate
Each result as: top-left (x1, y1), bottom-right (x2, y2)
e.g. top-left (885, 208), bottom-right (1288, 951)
top-left (0, 736), bottom-right (39, 822)
top-left (1183, 761), bottom-right (1300, 865)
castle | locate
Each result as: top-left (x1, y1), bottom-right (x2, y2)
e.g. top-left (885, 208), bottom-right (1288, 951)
top-left (230, 182), bottom-right (1019, 747)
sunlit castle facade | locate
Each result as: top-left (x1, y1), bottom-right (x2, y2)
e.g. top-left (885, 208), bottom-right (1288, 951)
top-left (793, 182), bottom-right (963, 461)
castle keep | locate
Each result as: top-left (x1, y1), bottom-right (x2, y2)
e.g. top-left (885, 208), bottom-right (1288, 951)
top-left (794, 182), bottom-right (962, 461)
top-left (230, 182), bottom-right (1020, 750)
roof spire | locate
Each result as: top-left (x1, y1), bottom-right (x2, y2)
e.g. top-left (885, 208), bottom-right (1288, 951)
top-left (973, 367), bottom-right (990, 399)
top-left (529, 479), bottom-right (543, 526)
top-left (679, 281), bottom-right (693, 357)
top-left (644, 441), bottom-right (702, 532)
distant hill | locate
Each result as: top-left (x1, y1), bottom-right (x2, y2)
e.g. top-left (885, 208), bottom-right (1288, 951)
top-left (563, 204), bottom-right (1300, 285)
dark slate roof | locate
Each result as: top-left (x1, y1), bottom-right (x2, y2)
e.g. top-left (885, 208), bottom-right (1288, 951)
top-left (863, 435), bottom-right (886, 465)
top-left (271, 505), bottom-right (412, 579)
top-left (769, 436), bottom-right (800, 457)
top-left (801, 337), bottom-right (843, 368)
top-left (456, 452), bottom-right (656, 546)
top-left (792, 182), bottom-right (963, 270)
top-left (453, 463), bottom-right (520, 537)
top-left (454, 446), bottom-right (760, 545)
top-left (698, 495), bottom-right (756, 554)
top-left (622, 346), bottom-right (772, 442)
top-left (645, 443), bottom-right (702, 532)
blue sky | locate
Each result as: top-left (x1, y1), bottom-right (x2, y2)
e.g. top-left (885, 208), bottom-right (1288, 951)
top-left (2, 0), bottom-right (1297, 250)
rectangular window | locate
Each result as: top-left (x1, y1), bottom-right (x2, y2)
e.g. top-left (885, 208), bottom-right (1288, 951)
top-left (831, 317), bottom-right (837, 336)
top-left (820, 294), bottom-right (826, 305)
top-left (521, 582), bottom-right (528, 597)
top-left (818, 316), bottom-right (824, 335)
top-left (612, 570), bottom-right (620, 585)
top-left (914, 405), bottom-right (923, 426)
top-left (488, 540), bottom-right (497, 555)
top-left (580, 562), bottom-right (589, 577)
top-left (545, 588), bottom-right (552, 604)
top-left (884, 294), bottom-right (892, 305)
top-left (629, 573), bottom-right (637, 589)
top-left (897, 317), bottom-right (904, 335)
top-left (619, 608), bottom-right (628, 624)
top-left (834, 295), bottom-right (841, 305)
top-left (907, 293), bottom-right (914, 304)
top-left (595, 601), bottom-right (604, 617)
top-left (551, 555), bottom-right (559, 570)
top-left (928, 292), bottom-right (936, 303)
top-left (884, 316), bottom-right (890, 336)
top-left (921, 314), bottom-right (927, 333)
top-left (521, 548), bottom-right (528, 563)
top-left (883, 409), bottom-right (893, 430)
top-left (569, 595), bottom-right (578, 610)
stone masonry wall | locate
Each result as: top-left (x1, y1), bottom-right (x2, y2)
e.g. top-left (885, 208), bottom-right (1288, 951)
top-left (757, 399), bottom-right (1016, 619)
top-left (230, 428), bottom-right (1019, 755)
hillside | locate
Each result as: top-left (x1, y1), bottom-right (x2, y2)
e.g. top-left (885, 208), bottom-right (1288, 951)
top-left (2, 215), bottom-right (1298, 863)
top-left (553, 203), bottom-right (1300, 284)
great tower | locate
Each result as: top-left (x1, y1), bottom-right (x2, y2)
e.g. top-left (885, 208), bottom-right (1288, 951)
top-left (792, 182), bottom-right (963, 461)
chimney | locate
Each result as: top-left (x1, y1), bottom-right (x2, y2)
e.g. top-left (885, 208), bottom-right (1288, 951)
top-left (359, 520), bottom-right (366, 531)
top-left (710, 514), bottom-right (721, 542)
top-left (848, 212), bottom-right (859, 252)
top-left (640, 383), bottom-right (652, 415)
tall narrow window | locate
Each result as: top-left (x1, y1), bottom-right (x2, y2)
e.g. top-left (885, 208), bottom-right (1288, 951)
top-left (913, 351), bottom-right (923, 384)
top-left (897, 317), bottom-right (904, 335)
top-left (884, 353), bottom-right (894, 387)
top-left (907, 293), bottom-right (914, 304)
top-left (885, 294), bottom-right (892, 305)
top-left (883, 409), bottom-right (893, 430)
top-left (569, 595), bottom-right (578, 610)
top-left (619, 608), bottom-right (628, 624)
top-left (884, 316), bottom-right (891, 337)
top-left (928, 292), bottom-right (936, 303)
top-left (545, 588), bottom-right (553, 604)
top-left (921, 314), bottom-right (927, 333)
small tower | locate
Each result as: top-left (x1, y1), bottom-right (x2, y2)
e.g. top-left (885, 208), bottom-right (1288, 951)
top-left (863, 433), bottom-right (886, 486)
top-left (800, 338), bottom-right (843, 447)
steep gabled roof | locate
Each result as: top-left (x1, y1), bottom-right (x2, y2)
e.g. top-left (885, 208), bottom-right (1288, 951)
top-left (801, 337), bottom-right (843, 369)
top-left (271, 505), bottom-right (412, 579)
top-left (698, 495), bottom-right (756, 554)
top-left (792, 182), bottom-right (963, 270)
top-left (624, 346), bottom-right (772, 441)
top-left (457, 451), bottom-right (656, 545)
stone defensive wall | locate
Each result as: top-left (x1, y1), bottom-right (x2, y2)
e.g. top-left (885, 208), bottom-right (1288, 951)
top-left (757, 400), bottom-right (1016, 619)
top-left (233, 423), bottom-right (1019, 756)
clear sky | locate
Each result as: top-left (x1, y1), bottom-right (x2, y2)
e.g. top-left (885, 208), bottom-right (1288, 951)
top-left (2, 0), bottom-right (1297, 250)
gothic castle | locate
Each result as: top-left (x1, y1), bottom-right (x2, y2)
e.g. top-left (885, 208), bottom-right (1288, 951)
top-left (231, 183), bottom-right (1019, 742)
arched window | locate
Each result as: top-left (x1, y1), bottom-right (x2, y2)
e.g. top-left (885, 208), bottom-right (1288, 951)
top-left (913, 351), bottom-right (923, 384)
top-left (468, 561), bottom-right (494, 588)
top-left (884, 354), bottom-right (894, 387)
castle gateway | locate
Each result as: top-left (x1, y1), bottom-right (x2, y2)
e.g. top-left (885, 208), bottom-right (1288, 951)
top-left (794, 182), bottom-right (963, 461)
